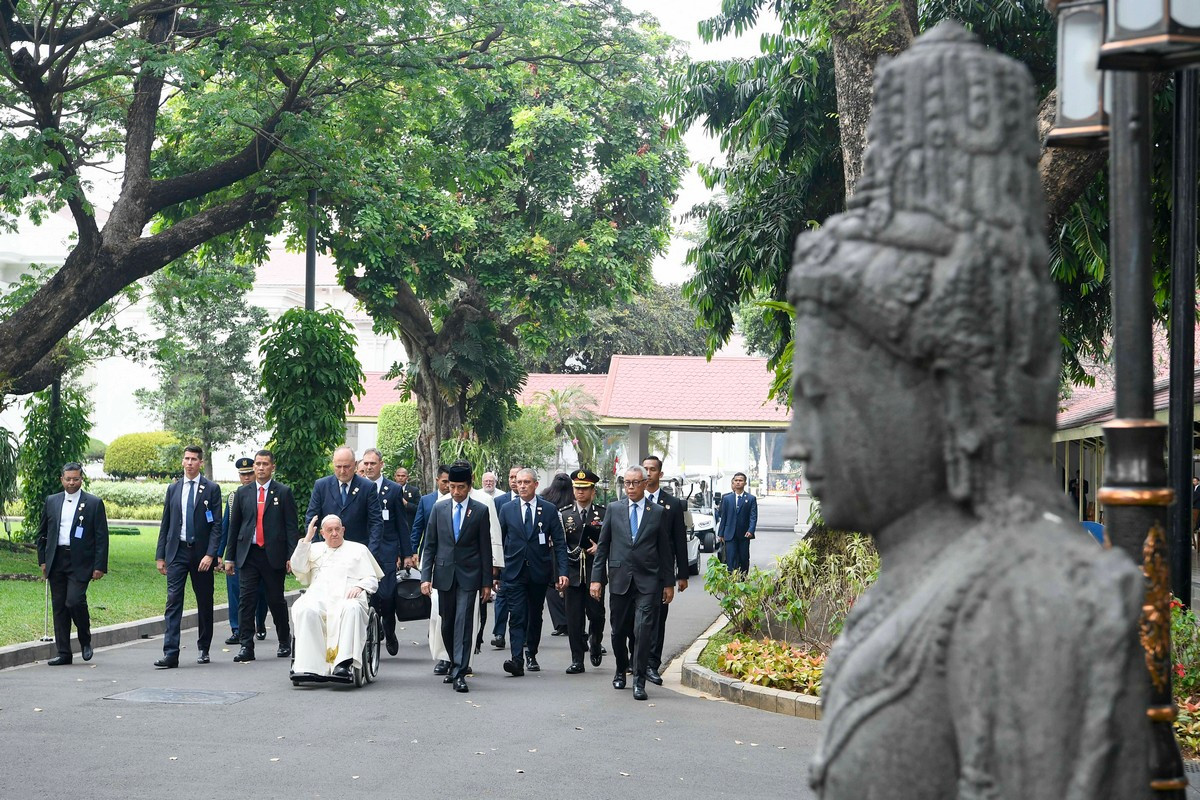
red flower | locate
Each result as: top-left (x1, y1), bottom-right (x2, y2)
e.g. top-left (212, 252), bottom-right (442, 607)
top-left (1176, 663), bottom-right (1187, 678)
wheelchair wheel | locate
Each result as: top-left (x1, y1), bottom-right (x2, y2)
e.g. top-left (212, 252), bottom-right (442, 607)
top-left (364, 607), bottom-right (381, 684)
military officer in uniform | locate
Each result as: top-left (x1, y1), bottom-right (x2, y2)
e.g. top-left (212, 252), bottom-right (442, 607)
top-left (560, 469), bottom-right (607, 673)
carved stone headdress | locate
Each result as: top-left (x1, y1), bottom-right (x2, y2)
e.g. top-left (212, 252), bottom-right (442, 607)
top-left (789, 23), bottom-right (1059, 505)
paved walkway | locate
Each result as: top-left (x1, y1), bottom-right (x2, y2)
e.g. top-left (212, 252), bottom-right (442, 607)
top-left (0, 500), bottom-right (817, 799)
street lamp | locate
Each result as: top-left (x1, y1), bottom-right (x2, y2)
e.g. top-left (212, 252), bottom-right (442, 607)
top-left (1047, 0), bottom-right (1111, 146)
top-left (1100, 0), bottom-right (1200, 69)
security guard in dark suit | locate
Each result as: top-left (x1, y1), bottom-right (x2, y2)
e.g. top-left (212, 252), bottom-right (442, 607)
top-left (560, 469), bottom-right (606, 673)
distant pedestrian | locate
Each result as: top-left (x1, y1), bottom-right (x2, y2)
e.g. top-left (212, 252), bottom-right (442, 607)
top-left (715, 472), bottom-right (757, 573)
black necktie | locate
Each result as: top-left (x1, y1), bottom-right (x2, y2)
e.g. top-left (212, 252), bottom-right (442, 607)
top-left (341, 482), bottom-right (348, 505)
top-left (185, 480), bottom-right (195, 543)
top-left (524, 502), bottom-right (533, 536)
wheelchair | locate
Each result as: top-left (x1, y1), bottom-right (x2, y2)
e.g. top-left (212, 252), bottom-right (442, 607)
top-left (289, 596), bottom-right (382, 688)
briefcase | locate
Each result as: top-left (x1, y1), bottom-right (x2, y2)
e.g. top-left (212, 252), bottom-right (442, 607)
top-left (394, 567), bottom-right (431, 622)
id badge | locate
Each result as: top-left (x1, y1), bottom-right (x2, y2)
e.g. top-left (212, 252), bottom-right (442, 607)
top-left (382, 509), bottom-right (390, 521)
top-left (205, 510), bottom-right (214, 523)
top-left (74, 526), bottom-right (85, 539)
top-left (538, 532), bottom-right (546, 546)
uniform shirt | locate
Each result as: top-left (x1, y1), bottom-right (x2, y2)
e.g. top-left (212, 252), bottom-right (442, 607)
top-left (58, 490), bottom-right (81, 545)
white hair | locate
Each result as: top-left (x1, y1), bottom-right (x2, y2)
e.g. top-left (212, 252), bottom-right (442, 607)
top-left (624, 465), bottom-right (648, 480)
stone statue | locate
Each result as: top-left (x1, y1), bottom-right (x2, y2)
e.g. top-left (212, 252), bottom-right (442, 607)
top-left (786, 23), bottom-right (1150, 799)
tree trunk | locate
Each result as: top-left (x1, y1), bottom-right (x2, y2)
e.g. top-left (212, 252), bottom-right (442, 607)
top-left (829, 0), bottom-right (918, 197)
top-left (410, 357), bottom-right (466, 490)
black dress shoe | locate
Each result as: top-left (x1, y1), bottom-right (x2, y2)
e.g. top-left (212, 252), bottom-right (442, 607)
top-left (590, 649), bottom-right (603, 668)
top-left (490, 636), bottom-right (506, 649)
top-left (196, 651), bottom-right (210, 664)
top-left (443, 674), bottom-right (455, 684)
top-left (385, 632), bottom-right (399, 656)
top-left (256, 628), bottom-right (267, 641)
top-left (602, 646), bottom-right (608, 655)
top-left (633, 679), bottom-right (648, 701)
top-left (332, 664), bottom-right (352, 680)
top-left (551, 625), bottom-right (567, 636)
top-left (47, 656), bottom-right (72, 666)
top-left (433, 660), bottom-right (450, 675)
top-left (154, 657), bottom-right (179, 669)
top-left (454, 677), bottom-right (469, 693)
top-left (224, 633), bottom-right (240, 645)
top-left (81, 643), bottom-right (94, 662)
top-left (612, 671), bottom-right (626, 690)
top-left (503, 659), bottom-right (525, 677)
top-left (233, 647), bottom-right (255, 662)
top-left (276, 645), bottom-right (291, 658)
top-left (526, 654), bottom-right (540, 671)
top-left (565, 662), bottom-right (585, 674)
top-left (645, 667), bottom-right (664, 686)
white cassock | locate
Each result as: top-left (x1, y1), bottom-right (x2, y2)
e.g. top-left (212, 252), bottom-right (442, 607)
top-left (426, 488), bottom-right (505, 662)
top-left (290, 539), bottom-right (384, 675)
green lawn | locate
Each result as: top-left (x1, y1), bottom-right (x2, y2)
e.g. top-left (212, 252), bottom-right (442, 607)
top-left (0, 524), bottom-right (300, 647)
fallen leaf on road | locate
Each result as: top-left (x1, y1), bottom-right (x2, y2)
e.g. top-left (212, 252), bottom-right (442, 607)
top-left (574, 727), bottom-right (583, 731)
top-left (516, 770), bottom-right (525, 774)
top-left (619, 772), bottom-right (630, 777)
top-left (475, 752), bottom-right (485, 755)
top-left (352, 776), bottom-right (359, 779)
top-left (411, 740), bottom-right (418, 744)
top-left (777, 746), bottom-right (787, 750)
top-left (734, 740), bottom-right (743, 745)
top-left (270, 758), bottom-right (280, 762)
top-left (648, 703), bottom-right (655, 707)
top-left (750, 743), bottom-right (759, 747)
top-left (33, 708), bottom-right (42, 712)
top-left (169, 757), bottom-right (177, 761)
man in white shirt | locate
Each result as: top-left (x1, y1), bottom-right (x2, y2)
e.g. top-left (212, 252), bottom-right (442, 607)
top-left (290, 515), bottom-right (384, 679)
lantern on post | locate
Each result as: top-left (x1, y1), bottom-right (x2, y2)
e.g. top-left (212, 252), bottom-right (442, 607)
top-left (1099, 0), bottom-right (1200, 70)
top-left (1046, 0), bottom-right (1111, 147)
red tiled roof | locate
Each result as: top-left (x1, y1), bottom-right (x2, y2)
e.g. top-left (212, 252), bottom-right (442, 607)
top-left (351, 355), bottom-right (789, 426)
top-left (1057, 368), bottom-right (1200, 431)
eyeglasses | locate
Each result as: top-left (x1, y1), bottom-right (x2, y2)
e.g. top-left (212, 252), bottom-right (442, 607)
top-left (625, 479), bottom-right (645, 486)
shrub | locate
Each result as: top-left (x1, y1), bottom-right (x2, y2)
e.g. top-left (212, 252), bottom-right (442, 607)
top-left (1173, 597), bottom-right (1200, 757)
top-left (377, 401), bottom-right (420, 470)
top-left (104, 432), bottom-right (180, 479)
top-left (85, 437), bottom-right (107, 461)
top-left (89, 482), bottom-right (171, 507)
top-left (18, 385), bottom-right (92, 542)
top-left (721, 637), bottom-right (825, 695)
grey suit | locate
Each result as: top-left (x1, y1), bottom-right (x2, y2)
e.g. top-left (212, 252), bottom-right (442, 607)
top-left (420, 497), bottom-right (493, 679)
top-left (591, 498), bottom-right (674, 679)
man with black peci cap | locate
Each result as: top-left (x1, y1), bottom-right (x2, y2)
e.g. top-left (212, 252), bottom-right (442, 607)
top-left (560, 469), bottom-right (607, 673)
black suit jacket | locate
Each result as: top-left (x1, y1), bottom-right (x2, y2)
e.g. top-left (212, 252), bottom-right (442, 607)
top-left (225, 480), bottom-right (299, 570)
top-left (375, 477), bottom-right (411, 563)
top-left (498, 495), bottom-right (568, 585)
top-left (156, 476), bottom-right (222, 563)
top-left (561, 503), bottom-right (605, 587)
top-left (420, 497), bottom-right (493, 592)
top-left (591, 498), bottom-right (674, 595)
top-left (649, 488), bottom-right (688, 580)
top-left (306, 473), bottom-right (382, 549)
top-left (398, 482), bottom-right (420, 530)
top-left (37, 491), bottom-right (109, 579)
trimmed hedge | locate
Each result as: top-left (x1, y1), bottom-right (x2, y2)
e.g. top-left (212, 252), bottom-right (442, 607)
top-left (104, 432), bottom-right (180, 479)
top-left (89, 482), bottom-right (171, 507)
top-left (376, 401), bottom-right (420, 470)
top-left (85, 437), bottom-right (107, 461)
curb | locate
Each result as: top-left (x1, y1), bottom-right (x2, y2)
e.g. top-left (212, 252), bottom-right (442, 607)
top-left (679, 614), bottom-right (822, 720)
top-left (0, 590), bottom-right (300, 670)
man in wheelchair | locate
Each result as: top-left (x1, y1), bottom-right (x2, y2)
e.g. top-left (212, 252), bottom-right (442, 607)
top-left (291, 514), bottom-right (384, 680)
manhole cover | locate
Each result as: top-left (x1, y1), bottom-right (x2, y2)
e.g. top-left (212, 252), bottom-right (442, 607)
top-left (105, 688), bottom-right (258, 705)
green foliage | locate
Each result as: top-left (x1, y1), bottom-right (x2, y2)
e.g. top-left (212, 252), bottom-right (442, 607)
top-left (103, 432), bottom-right (182, 480)
top-left (260, 308), bottom-right (364, 515)
top-left (376, 402), bottom-right (421, 471)
top-left (0, 425), bottom-right (18, 537)
top-left (18, 384), bottom-right (93, 541)
top-left (1173, 597), bottom-right (1200, 757)
top-left (85, 437), bottom-right (107, 462)
top-left (134, 257), bottom-right (267, 459)
top-left (523, 283), bottom-right (709, 374)
top-left (720, 636), bottom-right (825, 695)
top-left (437, 406), bottom-right (558, 477)
top-left (531, 386), bottom-right (602, 471)
top-left (704, 530), bottom-right (878, 652)
top-left (88, 482), bottom-right (171, 508)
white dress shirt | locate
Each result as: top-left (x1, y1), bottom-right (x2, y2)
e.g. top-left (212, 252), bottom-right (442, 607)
top-left (58, 490), bottom-right (81, 546)
top-left (180, 478), bottom-right (198, 541)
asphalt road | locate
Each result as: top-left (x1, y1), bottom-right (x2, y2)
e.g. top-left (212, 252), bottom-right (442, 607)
top-left (0, 497), bottom-right (817, 800)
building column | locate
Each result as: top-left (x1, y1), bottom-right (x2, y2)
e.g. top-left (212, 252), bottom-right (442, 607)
top-left (625, 423), bottom-right (649, 471)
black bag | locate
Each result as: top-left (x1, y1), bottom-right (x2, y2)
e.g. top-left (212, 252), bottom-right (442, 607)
top-left (394, 567), bottom-right (432, 621)
top-left (715, 537), bottom-right (727, 565)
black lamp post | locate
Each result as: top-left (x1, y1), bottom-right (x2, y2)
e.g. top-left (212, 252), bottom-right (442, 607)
top-left (1047, 0), bottom-right (1200, 796)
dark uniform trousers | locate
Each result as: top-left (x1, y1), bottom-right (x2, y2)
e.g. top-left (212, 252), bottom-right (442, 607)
top-left (610, 588), bottom-right (660, 679)
top-left (438, 583), bottom-right (478, 680)
top-left (238, 544), bottom-right (290, 649)
top-left (163, 541), bottom-right (214, 660)
top-left (373, 568), bottom-right (397, 638)
top-left (49, 545), bottom-right (91, 658)
top-left (564, 571), bottom-right (605, 665)
top-left (506, 568), bottom-right (548, 661)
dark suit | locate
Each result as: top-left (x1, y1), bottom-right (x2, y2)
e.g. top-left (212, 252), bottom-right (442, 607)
top-left (410, 490), bottom-right (441, 557)
top-left (219, 491), bottom-right (267, 637)
top-left (36, 491), bottom-right (109, 660)
top-left (156, 477), bottom-right (221, 661)
top-left (420, 497), bottom-right (493, 679)
top-left (398, 481), bottom-right (420, 534)
top-left (499, 496), bottom-right (567, 662)
top-left (306, 473), bottom-right (382, 550)
top-left (371, 477), bottom-right (410, 640)
top-left (591, 498), bottom-right (673, 679)
top-left (716, 491), bottom-right (757, 572)
top-left (645, 488), bottom-right (688, 671)
top-left (561, 502), bottom-right (606, 665)
top-left (225, 480), bottom-right (299, 650)
top-left (489, 493), bottom-right (513, 639)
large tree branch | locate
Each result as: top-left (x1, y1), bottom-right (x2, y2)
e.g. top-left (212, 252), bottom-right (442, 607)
top-left (120, 10), bottom-right (176, 191)
top-left (343, 272), bottom-right (437, 351)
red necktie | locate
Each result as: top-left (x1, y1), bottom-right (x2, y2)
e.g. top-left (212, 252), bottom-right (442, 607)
top-left (256, 485), bottom-right (266, 546)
